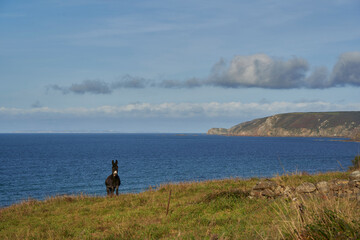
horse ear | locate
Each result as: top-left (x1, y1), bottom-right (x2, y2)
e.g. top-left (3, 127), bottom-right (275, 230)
top-left (112, 160), bottom-right (114, 164)
top-left (115, 160), bottom-right (118, 165)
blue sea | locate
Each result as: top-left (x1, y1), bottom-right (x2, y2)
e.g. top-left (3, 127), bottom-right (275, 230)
top-left (0, 133), bottom-right (359, 207)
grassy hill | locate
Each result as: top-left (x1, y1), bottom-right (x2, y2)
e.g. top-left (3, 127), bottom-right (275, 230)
top-left (1, 171), bottom-right (359, 239)
top-left (208, 111), bottom-right (360, 138)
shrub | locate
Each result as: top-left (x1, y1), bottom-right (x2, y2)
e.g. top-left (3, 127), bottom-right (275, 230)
top-left (349, 155), bottom-right (360, 170)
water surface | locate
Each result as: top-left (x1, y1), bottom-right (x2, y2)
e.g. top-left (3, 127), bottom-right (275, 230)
top-left (0, 133), bottom-right (358, 207)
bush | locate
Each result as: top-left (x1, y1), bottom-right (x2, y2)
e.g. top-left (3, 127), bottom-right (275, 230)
top-left (349, 155), bottom-right (360, 170)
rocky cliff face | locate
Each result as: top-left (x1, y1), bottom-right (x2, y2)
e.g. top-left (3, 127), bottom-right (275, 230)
top-left (353, 132), bottom-right (360, 141)
top-left (207, 128), bottom-right (228, 135)
top-left (208, 112), bottom-right (360, 138)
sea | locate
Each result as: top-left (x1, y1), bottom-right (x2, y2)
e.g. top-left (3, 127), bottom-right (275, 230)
top-left (0, 133), bottom-right (359, 207)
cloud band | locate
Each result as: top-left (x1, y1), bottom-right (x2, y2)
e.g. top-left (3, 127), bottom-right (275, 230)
top-left (2, 101), bottom-right (360, 119)
top-left (48, 51), bottom-right (360, 94)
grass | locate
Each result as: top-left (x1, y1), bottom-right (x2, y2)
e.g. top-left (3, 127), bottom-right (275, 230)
top-left (0, 171), bottom-right (358, 239)
top-left (274, 193), bottom-right (360, 239)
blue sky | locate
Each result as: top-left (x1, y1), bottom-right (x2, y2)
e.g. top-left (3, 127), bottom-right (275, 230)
top-left (1, 0), bottom-right (360, 133)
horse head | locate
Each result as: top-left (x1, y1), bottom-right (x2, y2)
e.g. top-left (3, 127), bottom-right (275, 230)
top-left (112, 160), bottom-right (118, 177)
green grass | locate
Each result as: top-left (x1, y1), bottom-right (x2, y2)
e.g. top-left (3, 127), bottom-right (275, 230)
top-left (0, 171), bottom-right (358, 239)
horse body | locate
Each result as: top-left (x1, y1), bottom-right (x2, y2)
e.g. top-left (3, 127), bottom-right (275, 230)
top-left (105, 160), bottom-right (121, 196)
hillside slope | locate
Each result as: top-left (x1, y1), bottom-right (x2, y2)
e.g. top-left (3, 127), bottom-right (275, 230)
top-left (1, 171), bottom-right (358, 239)
top-left (208, 111), bottom-right (360, 137)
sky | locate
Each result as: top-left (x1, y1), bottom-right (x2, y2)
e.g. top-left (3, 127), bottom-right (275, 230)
top-left (1, 0), bottom-right (360, 133)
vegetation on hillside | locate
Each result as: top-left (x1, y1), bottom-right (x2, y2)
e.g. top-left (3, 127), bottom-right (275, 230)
top-left (352, 132), bottom-right (360, 142)
top-left (1, 171), bottom-right (359, 239)
top-left (208, 111), bottom-right (360, 138)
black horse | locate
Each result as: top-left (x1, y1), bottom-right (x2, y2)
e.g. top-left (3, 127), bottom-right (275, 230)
top-left (105, 160), bottom-right (121, 196)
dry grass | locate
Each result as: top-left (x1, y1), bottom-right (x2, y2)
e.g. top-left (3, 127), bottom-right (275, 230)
top-left (272, 171), bottom-right (350, 188)
top-left (274, 194), bottom-right (360, 239)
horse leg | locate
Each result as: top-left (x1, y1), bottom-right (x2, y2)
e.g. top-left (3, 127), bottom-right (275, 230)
top-left (106, 187), bottom-right (110, 196)
top-left (116, 186), bottom-right (119, 196)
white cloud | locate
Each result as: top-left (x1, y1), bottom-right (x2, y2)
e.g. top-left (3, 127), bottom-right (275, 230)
top-left (1, 101), bottom-right (360, 120)
top-left (2, 101), bottom-right (359, 132)
top-left (208, 54), bottom-right (310, 88)
top-left (208, 52), bottom-right (360, 89)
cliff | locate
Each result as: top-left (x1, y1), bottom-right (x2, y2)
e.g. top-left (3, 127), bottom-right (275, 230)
top-left (208, 111), bottom-right (360, 138)
top-left (352, 132), bottom-right (360, 141)
top-left (207, 128), bottom-right (228, 135)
